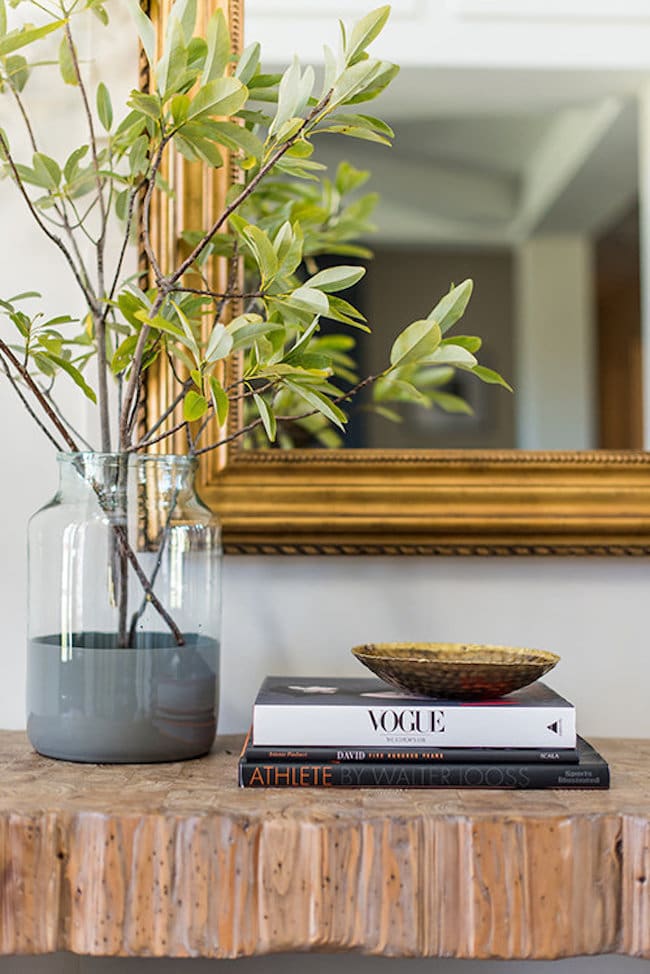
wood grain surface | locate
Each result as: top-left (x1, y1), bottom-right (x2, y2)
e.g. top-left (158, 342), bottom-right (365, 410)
top-left (0, 733), bottom-right (648, 960)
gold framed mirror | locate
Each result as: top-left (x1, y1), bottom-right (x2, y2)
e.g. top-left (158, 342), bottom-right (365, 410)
top-left (146, 0), bottom-right (650, 556)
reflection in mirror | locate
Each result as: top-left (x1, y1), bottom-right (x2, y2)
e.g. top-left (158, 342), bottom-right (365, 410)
top-left (244, 67), bottom-right (642, 452)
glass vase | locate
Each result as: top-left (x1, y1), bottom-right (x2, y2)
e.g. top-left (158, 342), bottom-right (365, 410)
top-left (26, 453), bottom-right (221, 763)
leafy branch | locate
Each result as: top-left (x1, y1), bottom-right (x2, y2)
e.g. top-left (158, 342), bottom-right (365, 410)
top-left (0, 0), bottom-right (512, 644)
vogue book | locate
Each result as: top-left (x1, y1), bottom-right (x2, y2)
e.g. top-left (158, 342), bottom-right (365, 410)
top-left (251, 677), bottom-right (576, 749)
top-left (239, 736), bottom-right (609, 789)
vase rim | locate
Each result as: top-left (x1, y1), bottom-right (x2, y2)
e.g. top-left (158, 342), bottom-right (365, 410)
top-left (56, 451), bottom-right (198, 467)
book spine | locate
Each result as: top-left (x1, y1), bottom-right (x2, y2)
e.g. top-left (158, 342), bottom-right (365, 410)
top-left (239, 760), bottom-right (609, 789)
top-left (253, 703), bottom-right (576, 748)
top-left (244, 746), bottom-right (580, 765)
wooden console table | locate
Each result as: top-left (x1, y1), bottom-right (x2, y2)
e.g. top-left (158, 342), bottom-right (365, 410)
top-left (1, 732), bottom-right (649, 960)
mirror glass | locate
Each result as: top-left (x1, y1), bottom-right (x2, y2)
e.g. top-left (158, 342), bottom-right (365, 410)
top-left (244, 6), bottom-right (645, 452)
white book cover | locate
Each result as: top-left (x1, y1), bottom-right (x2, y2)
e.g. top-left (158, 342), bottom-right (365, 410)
top-left (252, 677), bottom-right (576, 748)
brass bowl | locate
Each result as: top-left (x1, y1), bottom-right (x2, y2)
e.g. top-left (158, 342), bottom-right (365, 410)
top-left (351, 642), bottom-right (560, 700)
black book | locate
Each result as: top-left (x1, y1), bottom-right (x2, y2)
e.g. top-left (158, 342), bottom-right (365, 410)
top-left (242, 728), bottom-right (579, 765)
top-left (238, 736), bottom-right (609, 789)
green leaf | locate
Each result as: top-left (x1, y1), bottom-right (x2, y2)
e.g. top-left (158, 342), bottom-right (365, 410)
top-left (202, 8), bottom-right (230, 84)
top-left (172, 0), bottom-right (197, 43)
top-left (32, 352), bottom-right (56, 377)
top-left (96, 82), bottom-right (113, 130)
top-left (116, 290), bottom-right (148, 328)
top-left (187, 35), bottom-right (207, 67)
top-left (326, 295), bottom-right (370, 331)
top-left (0, 19), bottom-right (64, 58)
top-left (32, 152), bottom-right (61, 190)
top-left (317, 123), bottom-right (391, 146)
top-left (273, 116), bottom-right (304, 143)
top-left (345, 62), bottom-right (399, 105)
top-left (205, 322), bottom-right (233, 363)
top-left (127, 90), bottom-right (162, 121)
top-left (322, 43), bottom-right (337, 96)
top-left (156, 15), bottom-right (186, 98)
top-left (284, 318), bottom-right (319, 361)
top-left (288, 286), bottom-right (329, 316)
top-left (428, 279), bottom-right (473, 334)
top-left (171, 92), bottom-right (190, 124)
top-left (187, 76), bottom-right (247, 120)
top-left (390, 319), bottom-right (442, 368)
top-left (48, 353), bottom-right (97, 402)
top-left (414, 365), bottom-right (454, 389)
top-left (471, 365), bottom-right (513, 392)
top-left (345, 6), bottom-right (391, 65)
top-left (430, 391), bottom-right (474, 415)
top-left (89, 1), bottom-right (109, 26)
top-left (242, 224), bottom-right (278, 284)
top-left (207, 120), bottom-right (262, 160)
top-left (227, 314), bottom-right (283, 352)
top-left (129, 134), bottom-right (149, 175)
top-left (269, 55), bottom-right (301, 137)
top-left (334, 162), bottom-right (370, 196)
top-left (58, 35), bottom-right (77, 86)
top-left (209, 375), bottom-right (229, 424)
top-left (7, 290), bottom-right (40, 302)
top-left (254, 392), bottom-right (276, 442)
top-left (5, 54), bottom-right (28, 92)
top-left (0, 0), bottom-right (6, 37)
top-left (63, 145), bottom-right (88, 184)
top-left (330, 59), bottom-right (385, 109)
top-left (123, 0), bottom-right (156, 66)
top-left (174, 128), bottom-right (223, 167)
top-left (372, 404), bottom-right (403, 423)
top-left (284, 379), bottom-right (347, 430)
top-left (111, 334), bottom-right (138, 374)
top-left (373, 374), bottom-right (430, 408)
top-left (170, 301), bottom-right (200, 360)
top-left (167, 344), bottom-right (194, 371)
top-left (424, 344), bottom-right (477, 368)
top-left (183, 389), bottom-right (208, 421)
top-left (235, 42), bottom-right (260, 85)
top-left (305, 265), bottom-right (365, 293)
top-left (441, 335), bottom-right (482, 354)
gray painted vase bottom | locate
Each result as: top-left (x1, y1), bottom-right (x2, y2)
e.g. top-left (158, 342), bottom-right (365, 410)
top-left (26, 632), bottom-right (219, 763)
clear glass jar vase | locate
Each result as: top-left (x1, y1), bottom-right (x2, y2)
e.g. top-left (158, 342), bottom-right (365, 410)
top-left (27, 453), bottom-right (221, 763)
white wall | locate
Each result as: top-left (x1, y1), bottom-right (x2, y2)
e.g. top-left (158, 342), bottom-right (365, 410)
top-left (1, 2), bottom-right (650, 972)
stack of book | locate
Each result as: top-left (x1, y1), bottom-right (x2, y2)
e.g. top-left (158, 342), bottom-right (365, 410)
top-left (238, 676), bottom-right (610, 789)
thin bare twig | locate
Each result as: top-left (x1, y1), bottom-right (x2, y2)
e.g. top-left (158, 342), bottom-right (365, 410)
top-left (0, 337), bottom-right (79, 450)
top-left (112, 524), bottom-right (185, 645)
top-left (193, 415), bottom-right (263, 455)
top-left (43, 388), bottom-right (95, 451)
top-left (64, 22), bottom-right (111, 451)
top-left (141, 135), bottom-right (170, 287)
top-left (119, 138), bottom-right (171, 449)
top-left (0, 132), bottom-right (97, 313)
top-left (171, 285), bottom-right (260, 300)
top-left (130, 415), bottom-right (188, 452)
top-left (0, 353), bottom-right (64, 451)
top-left (193, 373), bottom-right (379, 456)
top-left (135, 377), bottom-right (193, 448)
top-left (101, 179), bottom-right (146, 323)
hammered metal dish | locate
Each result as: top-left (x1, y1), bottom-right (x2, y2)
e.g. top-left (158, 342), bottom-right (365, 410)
top-left (351, 642), bottom-right (560, 700)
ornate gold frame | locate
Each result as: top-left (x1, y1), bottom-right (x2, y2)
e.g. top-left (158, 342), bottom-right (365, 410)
top-left (146, 0), bottom-right (650, 556)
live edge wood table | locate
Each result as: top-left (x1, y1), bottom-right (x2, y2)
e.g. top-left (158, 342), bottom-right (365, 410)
top-left (1, 733), bottom-right (649, 961)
